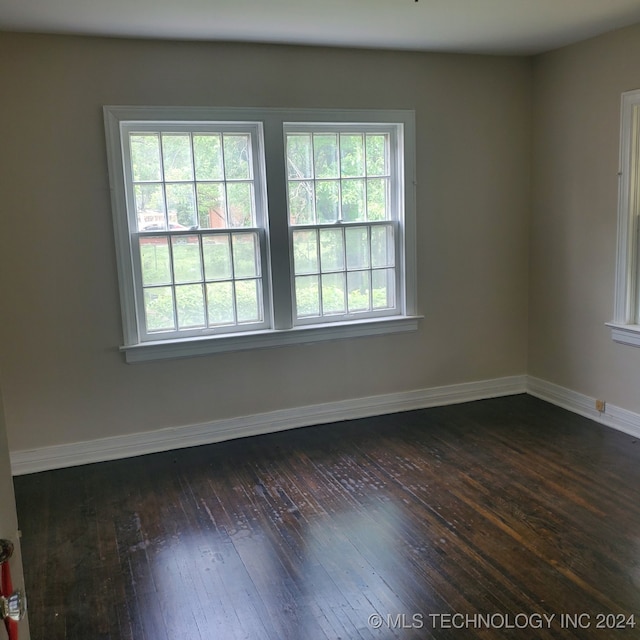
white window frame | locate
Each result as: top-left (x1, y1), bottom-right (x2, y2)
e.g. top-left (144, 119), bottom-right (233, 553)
top-left (608, 90), bottom-right (640, 347)
top-left (284, 122), bottom-right (404, 325)
top-left (121, 120), bottom-right (272, 341)
top-left (104, 107), bottom-right (419, 362)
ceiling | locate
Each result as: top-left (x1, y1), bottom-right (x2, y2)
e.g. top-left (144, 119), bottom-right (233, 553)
top-left (2, 0), bottom-right (640, 55)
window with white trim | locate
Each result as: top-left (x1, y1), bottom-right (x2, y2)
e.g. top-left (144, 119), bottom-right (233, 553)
top-left (609, 90), bottom-right (640, 347)
top-left (104, 107), bottom-right (418, 362)
top-left (286, 125), bottom-right (400, 323)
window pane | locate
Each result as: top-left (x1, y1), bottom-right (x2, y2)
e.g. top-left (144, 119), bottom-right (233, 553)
top-left (176, 284), bottom-right (206, 329)
top-left (313, 134), bottom-right (339, 179)
top-left (295, 275), bottom-right (320, 317)
top-left (235, 280), bottom-right (262, 323)
top-left (203, 235), bottom-right (231, 281)
top-left (166, 183), bottom-right (196, 228)
top-left (130, 134), bottom-right (162, 182)
top-left (319, 228), bottom-right (345, 272)
top-left (287, 134), bottom-right (313, 179)
top-left (139, 237), bottom-right (171, 286)
top-left (288, 180), bottom-right (314, 225)
top-left (340, 134), bottom-right (364, 177)
top-left (341, 179), bottom-right (365, 222)
top-left (321, 273), bottom-right (346, 315)
top-left (372, 269), bottom-right (395, 309)
top-left (162, 134), bottom-right (193, 181)
top-left (347, 271), bottom-right (371, 312)
top-left (135, 184), bottom-right (166, 230)
top-left (366, 178), bottom-right (389, 221)
top-left (223, 134), bottom-right (251, 180)
top-left (197, 183), bottom-right (226, 229)
top-left (232, 233), bottom-right (260, 278)
top-left (172, 236), bottom-right (202, 283)
top-left (193, 134), bottom-right (223, 181)
top-left (315, 180), bottom-right (339, 223)
top-left (144, 287), bottom-right (175, 332)
top-left (345, 226), bottom-right (370, 269)
top-left (226, 182), bottom-right (254, 227)
top-left (371, 225), bottom-right (394, 267)
top-left (366, 134), bottom-right (388, 176)
top-left (206, 282), bottom-right (234, 325)
top-left (293, 229), bottom-right (319, 275)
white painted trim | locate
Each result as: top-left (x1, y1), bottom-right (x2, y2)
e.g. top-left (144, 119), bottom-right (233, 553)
top-left (526, 376), bottom-right (640, 440)
top-left (123, 315), bottom-right (421, 362)
top-left (10, 375), bottom-right (526, 475)
top-left (611, 89), bottom-right (640, 332)
top-left (605, 322), bottom-right (640, 347)
top-left (12, 374), bottom-right (640, 476)
top-left (105, 106), bottom-right (418, 361)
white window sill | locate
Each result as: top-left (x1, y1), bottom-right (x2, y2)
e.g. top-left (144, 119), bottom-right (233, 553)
top-left (121, 315), bottom-right (422, 363)
top-left (606, 322), bottom-right (640, 347)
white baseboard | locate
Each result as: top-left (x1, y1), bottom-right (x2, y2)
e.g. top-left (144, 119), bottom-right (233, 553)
top-left (12, 374), bottom-right (640, 476)
top-left (526, 376), bottom-right (640, 440)
top-left (10, 374), bottom-right (527, 475)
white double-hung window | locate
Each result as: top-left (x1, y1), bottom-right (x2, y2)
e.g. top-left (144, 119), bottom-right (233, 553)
top-left (104, 107), bottom-right (418, 362)
top-left (286, 125), bottom-right (400, 323)
top-left (609, 90), bottom-right (640, 346)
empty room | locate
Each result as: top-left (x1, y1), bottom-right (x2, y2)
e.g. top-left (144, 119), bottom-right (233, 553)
top-left (1, 1), bottom-right (640, 638)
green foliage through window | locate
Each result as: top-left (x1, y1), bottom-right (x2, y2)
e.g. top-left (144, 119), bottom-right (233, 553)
top-left (286, 128), bottom-right (396, 321)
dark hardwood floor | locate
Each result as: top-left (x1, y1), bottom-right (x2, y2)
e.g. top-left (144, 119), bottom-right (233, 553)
top-left (13, 394), bottom-right (640, 639)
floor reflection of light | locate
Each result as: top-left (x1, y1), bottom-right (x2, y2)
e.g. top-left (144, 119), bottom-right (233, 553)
top-left (149, 529), bottom-right (280, 638)
top-left (296, 501), bottom-right (415, 637)
top-left (141, 501), bottom-right (417, 638)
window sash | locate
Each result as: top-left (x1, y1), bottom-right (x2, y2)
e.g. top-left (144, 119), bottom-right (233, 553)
top-left (132, 228), bottom-right (271, 340)
top-left (119, 121), bottom-right (271, 341)
top-left (290, 221), bottom-right (400, 323)
top-left (283, 122), bottom-right (405, 326)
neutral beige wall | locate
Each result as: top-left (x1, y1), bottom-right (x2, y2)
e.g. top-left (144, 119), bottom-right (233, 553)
top-left (0, 33), bottom-right (530, 452)
top-left (530, 24), bottom-right (640, 413)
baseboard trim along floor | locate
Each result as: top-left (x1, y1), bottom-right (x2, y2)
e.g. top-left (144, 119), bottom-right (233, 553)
top-left (527, 376), bottom-right (640, 441)
top-left (11, 374), bottom-right (640, 475)
top-left (10, 375), bottom-right (527, 475)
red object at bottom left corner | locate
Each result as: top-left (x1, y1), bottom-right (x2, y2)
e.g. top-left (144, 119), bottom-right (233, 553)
top-left (1, 559), bottom-right (19, 640)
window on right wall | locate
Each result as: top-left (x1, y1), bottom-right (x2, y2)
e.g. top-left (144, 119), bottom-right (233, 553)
top-left (609, 89), bottom-right (640, 347)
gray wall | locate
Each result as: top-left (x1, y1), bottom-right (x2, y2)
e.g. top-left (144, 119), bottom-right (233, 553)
top-left (0, 33), bottom-right (531, 452)
top-left (530, 23), bottom-right (640, 412)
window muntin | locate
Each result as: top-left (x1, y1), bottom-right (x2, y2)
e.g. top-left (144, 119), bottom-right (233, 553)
top-left (285, 125), bottom-right (403, 324)
top-left (120, 122), bottom-right (270, 341)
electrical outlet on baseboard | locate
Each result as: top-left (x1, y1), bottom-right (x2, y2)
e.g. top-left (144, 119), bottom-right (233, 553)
top-left (595, 399), bottom-right (606, 413)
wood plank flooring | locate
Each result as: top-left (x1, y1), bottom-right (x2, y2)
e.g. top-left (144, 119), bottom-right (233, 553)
top-left (13, 395), bottom-right (640, 639)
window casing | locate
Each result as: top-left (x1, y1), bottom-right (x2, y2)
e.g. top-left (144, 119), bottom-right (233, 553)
top-left (104, 107), bottom-right (418, 362)
top-left (609, 90), bottom-right (640, 346)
